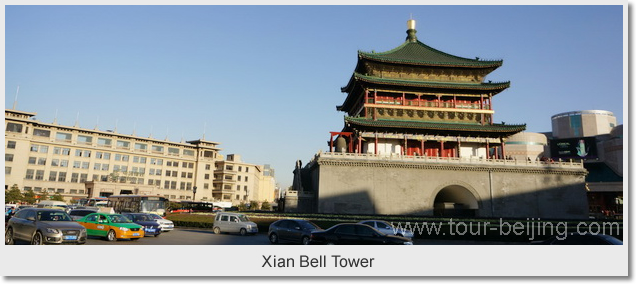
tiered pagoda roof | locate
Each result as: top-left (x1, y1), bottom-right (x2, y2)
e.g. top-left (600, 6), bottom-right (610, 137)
top-left (344, 116), bottom-right (526, 136)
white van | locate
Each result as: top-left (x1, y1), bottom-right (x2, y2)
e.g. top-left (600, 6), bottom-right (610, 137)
top-left (213, 212), bottom-right (258, 236)
top-left (36, 201), bottom-right (69, 212)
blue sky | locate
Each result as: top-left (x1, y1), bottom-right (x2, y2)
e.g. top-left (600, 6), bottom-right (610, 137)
top-left (5, 5), bottom-right (624, 189)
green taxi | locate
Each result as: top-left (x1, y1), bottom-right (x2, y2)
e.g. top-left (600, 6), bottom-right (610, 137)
top-left (77, 212), bottom-right (145, 241)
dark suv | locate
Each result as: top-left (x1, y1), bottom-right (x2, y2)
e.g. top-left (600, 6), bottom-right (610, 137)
top-left (5, 208), bottom-right (87, 245)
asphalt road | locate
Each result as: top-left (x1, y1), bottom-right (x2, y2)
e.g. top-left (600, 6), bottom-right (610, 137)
top-left (7, 227), bottom-right (527, 245)
top-left (81, 227), bottom-right (525, 245)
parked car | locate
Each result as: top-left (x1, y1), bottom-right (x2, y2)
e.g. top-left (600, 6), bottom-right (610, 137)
top-left (532, 233), bottom-right (623, 245)
top-left (309, 223), bottom-right (413, 245)
top-left (68, 209), bottom-right (98, 221)
top-left (123, 213), bottom-right (162, 237)
top-left (5, 208), bottom-right (87, 245)
top-left (76, 212), bottom-right (144, 241)
top-left (147, 213), bottom-right (174, 232)
top-left (358, 220), bottom-right (414, 239)
top-left (268, 219), bottom-right (322, 245)
top-left (36, 201), bottom-right (70, 213)
top-left (213, 212), bottom-right (258, 236)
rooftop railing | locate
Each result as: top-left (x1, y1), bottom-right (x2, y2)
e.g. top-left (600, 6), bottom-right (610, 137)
top-left (316, 152), bottom-right (584, 169)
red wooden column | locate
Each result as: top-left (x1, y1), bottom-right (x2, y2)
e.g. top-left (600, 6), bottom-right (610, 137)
top-left (364, 89), bottom-right (369, 118)
top-left (486, 141), bottom-right (490, 159)
top-left (374, 135), bottom-right (378, 155)
top-left (440, 140), bottom-right (444, 157)
top-left (358, 136), bottom-right (362, 153)
top-left (330, 135), bottom-right (334, 152)
top-left (501, 141), bottom-right (506, 159)
top-left (421, 139), bottom-right (425, 156)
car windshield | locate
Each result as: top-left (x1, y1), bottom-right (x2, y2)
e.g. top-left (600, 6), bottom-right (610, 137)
top-left (109, 215), bottom-right (133, 223)
top-left (149, 214), bottom-right (162, 220)
top-left (134, 215), bottom-right (151, 221)
top-left (37, 211), bottom-right (72, 221)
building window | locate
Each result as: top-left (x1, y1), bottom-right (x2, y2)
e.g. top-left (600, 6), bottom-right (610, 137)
top-left (33, 128), bottom-right (51, 137)
top-left (180, 182), bottom-right (186, 190)
top-left (39, 145), bottom-right (48, 153)
top-left (204, 174), bottom-right (210, 180)
top-left (204, 183), bottom-right (209, 189)
top-left (97, 138), bottom-right (112, 147)
top-left (117, 140), bottom-right (130, 149)
top-left (134, 143), bottom-right (147, 151)
top-left (35, 170), bottom-right (44, 180)
top-left (80, 174), bottom-right (88, 183)
top-left (71, 173), bottom-right (79, 183)
top-left (245, 176), bottom-right (248, 182)
top-left (55, 132), bottom-right (72, 142)
top-left (168, 148), bottom-right (179, 156)
top-left (205, 164), bottom-right (211, 170)
top-left (5, 167), bottom-right (11, 175)
top-left (5, 154), bottom-right (14, 162)
top-left (70, 189), bottom-right (78, 194)
top-left (171, 181), bottom-right (177, 190)
top-left (102, 164), bottom-right (109, 171)
top-left (60, 160), bottom-right (69, 167)
top-left (77, 135), bottom-right (93, 145)
top-left (6, 123), bottom-right (23, 133)
top-left (7, 141), bottom-right (16, 149)
top-left (37, 158), bottom-right (47, 165)
top-left (28, 157), bottom-right (37, 164)
top-left (151, 145), bottom-right (164, 153)
top-left (183, 149), bottom-right (194, 156)
top-left (73, 161), bottom-right (81, 168)
top-left (58, 172), bottom-right (67, 182)
top-left (31, 145), bottom-right (39, 152)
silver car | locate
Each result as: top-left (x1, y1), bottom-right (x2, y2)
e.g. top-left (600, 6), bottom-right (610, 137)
top-left (5, 208), bottom-right (87, 245)
top-left (148, 213), bottom-right (174, 232)
top-left (358, 220), bottom-right (415, 239)
top-left (213, 212), bottom-right (258, 236)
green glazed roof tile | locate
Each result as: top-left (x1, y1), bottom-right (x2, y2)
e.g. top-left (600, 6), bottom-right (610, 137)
top-left (345, 116), bottom-right (526, 133)
top-left (359, 40), bottom-right (503, 68)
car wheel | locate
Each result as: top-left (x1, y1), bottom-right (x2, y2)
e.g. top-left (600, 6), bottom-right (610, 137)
top-left (269, 233), bottom-right (279, 244)
top-left (240, 228), bottom-right (247, 236)
top-left (154, 233), bottom-right (160, 237)
top-left (5, 228), bottom-right (14, 245)
top-left (213, 227), bottom-right (221, 234)
top-left (302, 236), bottom-right (310, 245)
top-left (397, 233), bottom-right (404, 237)
top-left (31, 231), bottom-right (44, 245)
top-left (106, 230), bottom-right (117, 242)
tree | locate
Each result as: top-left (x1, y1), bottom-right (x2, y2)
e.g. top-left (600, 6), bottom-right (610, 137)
top-left (260, 201), bottom-right (271, 211)
top-left (249, 201), bottom-right (260, 211)
top-left (238, 202), bottom-right (248, 211)
top-left (5, 184), bottom-right (22, 204)
top-left (39, 191), bottom-right (49, 202)
top-left (51, 193), bottom-right (65, 202)
top-left (23, 188), bottom-right (36, 204)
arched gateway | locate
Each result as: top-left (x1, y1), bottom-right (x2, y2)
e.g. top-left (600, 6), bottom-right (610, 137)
top-left (433, 185), bottom-right (480, 217)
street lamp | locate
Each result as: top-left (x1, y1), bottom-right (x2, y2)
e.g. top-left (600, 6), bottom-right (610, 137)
top-left (193, 186), bottom-right (197, 201)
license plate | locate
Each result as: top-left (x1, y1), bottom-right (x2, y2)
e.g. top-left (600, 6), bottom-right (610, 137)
top-left (64, 235), bottom-right (78, 240)
top-left (133, 233), bottom-right (140, 236)
top-left (145, 228), bottom-right (154, 232)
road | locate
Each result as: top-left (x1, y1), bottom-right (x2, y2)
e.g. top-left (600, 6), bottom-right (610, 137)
top-left (80, 227), bottom-right (525, 245)
top-left (7, 227), bottom-right (527, 245)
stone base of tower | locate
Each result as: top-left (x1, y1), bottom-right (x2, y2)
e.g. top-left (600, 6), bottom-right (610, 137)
top-left (298, 152), bottom-right (589, 219)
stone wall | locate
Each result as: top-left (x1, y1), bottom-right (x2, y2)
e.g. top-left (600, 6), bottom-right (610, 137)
top-left (306, 153), bottom-right (588, 219)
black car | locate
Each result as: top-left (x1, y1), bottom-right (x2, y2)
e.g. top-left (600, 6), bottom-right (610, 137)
top-left (122, 213), bottom-right (162, 237)
top-left (309, 223), bottom-right (413, 245)
top-left (532, 233), bottom-right (622, 245)
top-left (268, 219), bottom-right (322, 245)
top-left (68, 209), bottom-right (98, 221)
